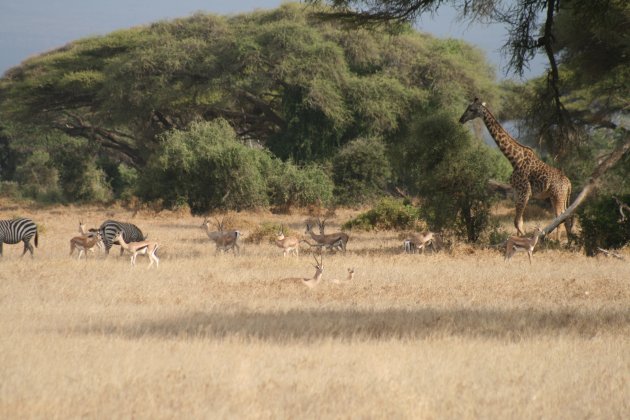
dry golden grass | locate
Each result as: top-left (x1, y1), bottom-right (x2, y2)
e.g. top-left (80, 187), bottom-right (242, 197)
top-left (1, 203), bottom-right (629, 419)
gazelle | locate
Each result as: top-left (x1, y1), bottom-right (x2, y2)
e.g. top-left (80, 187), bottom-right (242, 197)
top-left (404, 231), bottom-right (435, 254)
top-left (304, 218), bottom-right (349, 253)
top-left (505, 227), bottom-right (544, 265)
top-left (69, 231), bottom-right (102, 260)
top-left (331, 267), bottom-right (355, 284)
top-left (275, 229), bottom-right (300, 257)
top-left (79, 220), bottom-right (104, 253)
top-left (279, 255), bottom-right (324, 289)
top-left (201, 218), bottom-right (241, 255)
top-left (113, 231), bottom-right (160, 268)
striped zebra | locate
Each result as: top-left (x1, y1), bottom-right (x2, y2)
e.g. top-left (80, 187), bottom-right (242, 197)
top-left (0, 218), bottom-right (39, 258)
top-left (98, 220), bottom-right (145, 255)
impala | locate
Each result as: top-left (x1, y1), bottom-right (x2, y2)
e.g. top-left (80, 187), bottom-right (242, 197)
top-left (79, 220), bottom-right (104, 253)
top-left (304, 218), bottom-right (349, 253)
top-left (279, 255), bottom-right (324, 289)
top-left (113, 231), bottom-right (160, 268)
top-left (404, 231), bottom-right (435, 254)
top-left (275, 229), bottom-right (300, 257)
top-left (505, 227), bottom-right (544, 264)
top-left (69, 231), bottom-right (102, 260)
top-left (201, 218), bottom-right (241, 255)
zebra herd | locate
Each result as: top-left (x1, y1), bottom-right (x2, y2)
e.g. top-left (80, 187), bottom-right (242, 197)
top-left (0, 217), bottom-right (145, 260)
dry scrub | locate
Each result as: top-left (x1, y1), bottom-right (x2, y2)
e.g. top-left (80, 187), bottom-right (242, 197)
top-left (1, 204), bottom-right (629, 419)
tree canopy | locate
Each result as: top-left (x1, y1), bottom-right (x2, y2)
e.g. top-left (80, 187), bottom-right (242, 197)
top-left (0, 3), bottom-right (498, 168)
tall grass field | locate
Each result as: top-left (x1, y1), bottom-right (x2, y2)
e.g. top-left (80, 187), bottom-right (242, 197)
top-left (1, 204), bottom-right (629, 419)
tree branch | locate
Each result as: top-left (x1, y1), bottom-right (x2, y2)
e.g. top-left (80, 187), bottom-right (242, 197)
top-left (542, 135), bottom-right (630, 237)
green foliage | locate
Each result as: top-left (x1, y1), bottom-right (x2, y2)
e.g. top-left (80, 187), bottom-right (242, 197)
top-left (394, 112), bottom-right (508, 242)
top-left (142, 119), bottom-right (334, 213)
top-left (342, 197), bottom-right (422, 231)
top-left (0, 3), bottom-right (499, 166)
top-left (14, 150), bottom-right (62, 202)
top-left (141, 119), bottom-right (270, 213)
top-left (578, 194), bottom-right (630, 256)
top-left (332, 137), bottom-right (392, 206)
top-left (268, 162), bottom-right (334, 211)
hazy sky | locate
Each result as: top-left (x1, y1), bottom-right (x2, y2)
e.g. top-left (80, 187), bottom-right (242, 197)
top-left (0, 0), bottom-right (547, 79)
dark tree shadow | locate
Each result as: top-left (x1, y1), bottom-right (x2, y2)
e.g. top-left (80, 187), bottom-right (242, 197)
top-left (70, 307), bottom-right (630, 342)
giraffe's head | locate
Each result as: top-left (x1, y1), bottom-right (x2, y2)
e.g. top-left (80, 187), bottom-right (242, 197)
top-left (458, 98), bottom-right (486, 124)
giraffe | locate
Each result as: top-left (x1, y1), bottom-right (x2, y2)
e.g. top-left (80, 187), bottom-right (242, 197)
top-left (459, 98), bottom-right (572, 240)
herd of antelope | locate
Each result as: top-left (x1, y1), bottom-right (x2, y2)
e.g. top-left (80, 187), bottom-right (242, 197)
top-left (1, 212), bottom-right (554, 286)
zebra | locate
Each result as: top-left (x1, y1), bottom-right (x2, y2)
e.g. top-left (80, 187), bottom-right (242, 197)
top-left (0, 218), bottom-right (39, 258)
top-left (98, 220), bottom-right (145, 255)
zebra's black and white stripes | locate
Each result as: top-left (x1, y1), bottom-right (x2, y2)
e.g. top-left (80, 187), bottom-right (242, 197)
top-left (0, 218), bottom-right (38, 257)
top-left (98, 220), bottom-right (145, 255)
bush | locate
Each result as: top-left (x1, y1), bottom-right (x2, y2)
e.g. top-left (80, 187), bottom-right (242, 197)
top-left (578, 194), bottom-right (630, 256)
top-left (342, 197), bottom-right (422, 231)
top-left (141, 119), bottom-right (335, 214)
top-left (14, 150), bottom-right (62, 202)
top-left (268, 162), bottom-right (334, 212)
top-left (332, 137), bottom-right (392, 206)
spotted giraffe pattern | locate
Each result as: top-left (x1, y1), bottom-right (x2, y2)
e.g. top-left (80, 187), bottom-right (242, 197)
top-left (459, 98), bottom-right (572, 239)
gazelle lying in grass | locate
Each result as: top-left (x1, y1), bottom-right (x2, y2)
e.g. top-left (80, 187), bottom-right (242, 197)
top-left (275, 229), bottom-right (300, 257)
top-left (279, 255), bottom-right (324, 289)
top-left (505, 227), bottom-right (543, 265)
top-left (331, 268), bottom-right (355, 284)
top-left (404, 231), bottom-right (435, 254)
top-left (69, 231), bottom-right (102, 260)
top-left (304, 218), bottom-right (349, 253)
top-left (113, 231), bottom-right (160, 268)
top-left (201, 218), bottom-right (241, 255)
top-left (79, 220), bottom-right (104, 253)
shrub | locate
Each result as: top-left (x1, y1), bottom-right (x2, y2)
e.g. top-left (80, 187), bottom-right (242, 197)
top-left (14, 150), bottom-right (62, 202)
top-left (578, 194), bottom-right (630, 256)
top-left (342, 197), bottom-right (422, 231)
top-left (332, 137), bottom-right (392, 206)
top-left (141, 119), bottom-right (271, 214)
top-left (268, 161), bottom-right (334, 212)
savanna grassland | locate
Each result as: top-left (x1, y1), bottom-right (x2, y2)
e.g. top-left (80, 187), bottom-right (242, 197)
top-left (1, 203), bottom-right (629, 419)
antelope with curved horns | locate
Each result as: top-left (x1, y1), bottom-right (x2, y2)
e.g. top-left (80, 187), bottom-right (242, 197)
top-left (200, 217), bottom-right (241, 255)
top-left (304, 218), bottom-right (349, 253)
top-left (279, 255), bottom-right (324, 289)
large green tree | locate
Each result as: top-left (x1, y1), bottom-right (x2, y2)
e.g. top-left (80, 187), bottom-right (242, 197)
top-left (0, 3), bottom-right (498, 170)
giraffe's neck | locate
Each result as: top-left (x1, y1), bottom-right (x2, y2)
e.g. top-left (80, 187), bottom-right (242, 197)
top-left (480, 106), bottom-right (529, 169)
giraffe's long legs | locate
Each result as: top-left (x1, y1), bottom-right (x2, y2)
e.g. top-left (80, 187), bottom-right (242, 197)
top-left (512, 175), bottom-right (531, 236)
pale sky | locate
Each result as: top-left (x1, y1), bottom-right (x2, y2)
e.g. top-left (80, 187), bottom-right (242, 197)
top-left (0, 0), bottom-right (546, 79)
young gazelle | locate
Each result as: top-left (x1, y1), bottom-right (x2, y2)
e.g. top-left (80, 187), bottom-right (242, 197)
top-left (505, 227), bottom-right (544, 265)
top-left (200, 218), bottom-right (241, 255)
top-left (79, 220), bottom-right (104, 253)
top-left (331, 268), bottom-right (355, 284)
top-left (69, 231), bottom-right (102, 260)
top-left (279, 255), bottom-right (324, 289)
top-left (113, 231), bottom-right (160, 268)
top-left (275, 229), bottom-right (300, 257)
